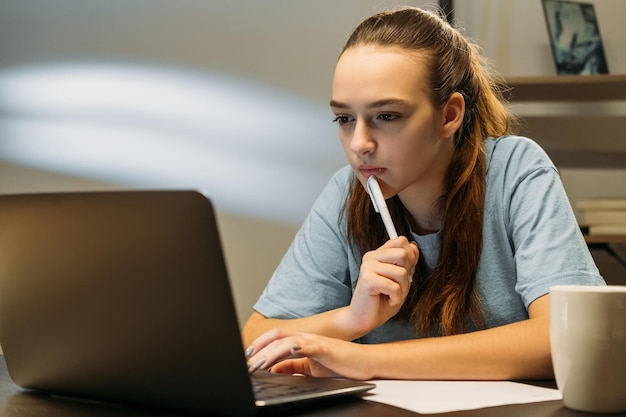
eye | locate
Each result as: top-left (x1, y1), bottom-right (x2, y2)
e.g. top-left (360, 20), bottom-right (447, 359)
top-left (332, 115), bottom-right (354, 125)
top-left (377, 113), bottom-right (399, 121)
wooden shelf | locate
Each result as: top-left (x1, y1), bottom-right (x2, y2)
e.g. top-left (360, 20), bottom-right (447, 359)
top-left (504, 75), bottom-right (626, 169)
top-left (585, 234), bottom-right (626, 244)
top-left (505, 75), bottom-right (626, 102)
top-left (514, 115), bottom-right (626, 168)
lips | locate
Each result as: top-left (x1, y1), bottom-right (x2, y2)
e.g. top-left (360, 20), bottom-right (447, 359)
top-left (359, 166), bottom-right (386, 178)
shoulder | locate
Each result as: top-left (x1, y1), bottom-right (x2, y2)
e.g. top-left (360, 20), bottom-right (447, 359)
top-left (483, 135), bottom-right (564, 218)
top-left (485, 135), bottom-right (556, 174)
top-left (329, 165), bottom-right (354, 188)
top-left (303, 166), bottom-right (354, 231)
top-left (484, 136), bottom-right (558, 189)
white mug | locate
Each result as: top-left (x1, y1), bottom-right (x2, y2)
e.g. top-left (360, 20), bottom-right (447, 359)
top-left (550, 285), bottom-right (626, 413)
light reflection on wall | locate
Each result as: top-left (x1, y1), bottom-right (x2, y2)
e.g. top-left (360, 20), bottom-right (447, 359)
top-left (0, 63), bottom-right (345, 223)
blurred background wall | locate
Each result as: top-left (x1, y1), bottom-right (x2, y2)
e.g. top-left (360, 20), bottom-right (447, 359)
top-left (1, 0), bottom-right (624, 325)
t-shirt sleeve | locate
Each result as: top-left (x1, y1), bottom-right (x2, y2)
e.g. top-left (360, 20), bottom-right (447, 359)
top-left (253, 168), bottom-right (356, 319)
top-left (505, 141), bottom-right (605, 308)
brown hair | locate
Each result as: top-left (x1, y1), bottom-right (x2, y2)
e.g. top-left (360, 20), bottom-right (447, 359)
top-left (340, 7), bottom-right (518, 336)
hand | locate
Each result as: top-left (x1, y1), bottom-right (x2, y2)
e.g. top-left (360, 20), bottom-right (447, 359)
top-left (246, 328), bottom-right (372, 380)
top-left (345, 236), bottom-right (418, 335)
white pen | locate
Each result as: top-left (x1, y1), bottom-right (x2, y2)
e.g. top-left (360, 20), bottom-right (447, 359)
top-left (366, 175), bottom-right (398, 239)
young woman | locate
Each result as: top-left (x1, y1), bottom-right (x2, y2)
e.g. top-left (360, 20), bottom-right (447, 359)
top-left (242, 7), bottom-right (604, 381)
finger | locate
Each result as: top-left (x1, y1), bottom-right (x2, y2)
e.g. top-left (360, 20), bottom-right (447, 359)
top-left (410, 241), bottom-right (419, 264)
top-left (245, 327), bottom-right (290, 361)
top-left (360, 267), bottom-right (405, 306)
top-left (271, 355), bottom-right (340, 378)
top-left (386, 240), bottom-right (418, 285)
top-left (368, 258), bottom-right (413, 290)
top-left (373, 242), bottom-right (417, 272)
top-left (247, 338), bottom-right (304, 374)
top-left (408, 241), bottom-right (418, 284)
top-left (375, 263), bottom-right (408, 285)
top-left (271, 358), bottom-right (312, 376)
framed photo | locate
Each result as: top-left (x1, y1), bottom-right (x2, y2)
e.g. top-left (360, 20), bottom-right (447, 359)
top-left (542, 0), bottom-right (609, 75)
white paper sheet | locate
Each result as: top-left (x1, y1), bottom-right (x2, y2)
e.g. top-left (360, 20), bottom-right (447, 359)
top-left (363, 380), bottom-right (562, 414)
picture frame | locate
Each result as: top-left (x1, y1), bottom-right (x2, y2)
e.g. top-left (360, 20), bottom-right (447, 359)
top-left (541, 0), bottom-right (609, 75)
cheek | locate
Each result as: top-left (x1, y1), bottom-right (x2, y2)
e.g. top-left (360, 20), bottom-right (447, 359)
top-left (337, 128), bottom-right (360, 156)
top-left (339, 140), bottom-right (361, 170)
top-left (338, 133), bottom-right (352, 155)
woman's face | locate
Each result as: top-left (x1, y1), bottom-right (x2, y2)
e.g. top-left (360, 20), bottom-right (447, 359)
top-left (331, 46), bottom-right (455, 203)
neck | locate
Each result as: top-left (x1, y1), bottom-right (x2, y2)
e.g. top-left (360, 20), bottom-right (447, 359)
top-left (400, 146), bottom-right (453, 235)
top-left (399, 180), bottom-right (446, 235)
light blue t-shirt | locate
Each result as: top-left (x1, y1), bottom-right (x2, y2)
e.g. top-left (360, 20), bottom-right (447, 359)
top-left (254, 136), bottom-right (605, 343)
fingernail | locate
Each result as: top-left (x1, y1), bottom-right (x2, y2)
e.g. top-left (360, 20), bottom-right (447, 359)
top-left (245, 346), bottom-right (254, 358)
top-left (252, 358), bottom-right (266, 370)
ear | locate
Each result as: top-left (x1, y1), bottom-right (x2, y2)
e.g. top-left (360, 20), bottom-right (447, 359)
top-left (440, 92), bottom-right (465, 139)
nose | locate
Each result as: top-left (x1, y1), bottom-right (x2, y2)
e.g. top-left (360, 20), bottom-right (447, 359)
top-left (349, 120), bottom-right (376, 156)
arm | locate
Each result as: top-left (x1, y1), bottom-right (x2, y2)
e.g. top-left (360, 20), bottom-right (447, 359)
top-left (242, 236), bottom-right (419, 347)
top-left (246, 294), bottom-right (552, 381)
top-left (366, 294), bottom-right (552, 380)
top-left (242, 309), bottom-right (361, 347)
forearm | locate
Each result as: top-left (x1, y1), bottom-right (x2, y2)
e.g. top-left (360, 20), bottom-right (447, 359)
top-left (242, 309), bottom-right (370, 347)
top-left (366, 315), bottom-right (553, 380)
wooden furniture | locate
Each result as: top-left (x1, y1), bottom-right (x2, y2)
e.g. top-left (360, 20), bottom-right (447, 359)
top-left (507, 76), bottom-right (626, 281)
top-left (505, 75), bottom-right (626, 168)
top-left (506, 74), bottom-right (626, 101)
top-left (585, 234), bottom-right (626, 285)
top-left (584, 234), bottom-right (626, 244)
top-left (1, 357), bottom-right (625, 417)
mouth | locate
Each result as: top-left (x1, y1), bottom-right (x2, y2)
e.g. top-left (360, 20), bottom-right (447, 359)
top-left (358, 166), bottom-right (386, 178)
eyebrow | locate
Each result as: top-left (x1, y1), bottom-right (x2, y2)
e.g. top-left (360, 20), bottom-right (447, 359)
top-left (329, 98), bottom-right (410, 109)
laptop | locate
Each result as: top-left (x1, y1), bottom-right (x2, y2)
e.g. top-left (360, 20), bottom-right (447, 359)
top-left (0, 190), bottom-right (374, 416)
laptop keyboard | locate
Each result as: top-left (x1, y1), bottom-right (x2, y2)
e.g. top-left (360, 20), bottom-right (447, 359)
top-left (252, 377), bottom-right (320, 400)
